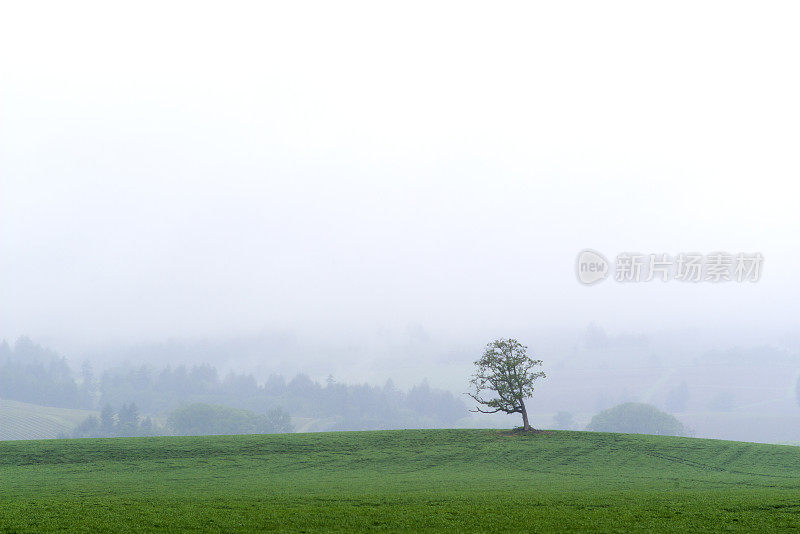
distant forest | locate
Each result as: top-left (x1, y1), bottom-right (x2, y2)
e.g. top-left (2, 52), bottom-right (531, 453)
top-left (0, 337), bottom-right (467, 433)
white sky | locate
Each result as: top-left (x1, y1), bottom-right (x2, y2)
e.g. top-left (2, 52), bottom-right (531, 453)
top-left (1, 1), bottom-right (799, 352)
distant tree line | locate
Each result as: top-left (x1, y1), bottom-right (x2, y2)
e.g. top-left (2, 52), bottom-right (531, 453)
top-left (2, 337), bottom-right (467, 432)
top-left (67, 403), bottom-right (158, 438)
top-left (94, 366), bottom-right (465, 431)
top-left (68, 402), bottom-right (293, 438)
top-left (167, 404), bottom-right (292, 436)
top-left (0, 338), bottom-right (93, 408)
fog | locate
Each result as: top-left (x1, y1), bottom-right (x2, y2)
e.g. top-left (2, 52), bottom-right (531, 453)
top-left (2, 2), bottom-right (799, 442)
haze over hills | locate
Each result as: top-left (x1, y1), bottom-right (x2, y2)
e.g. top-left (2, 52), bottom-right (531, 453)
top-left (3, 331), bottom-right (798, 443)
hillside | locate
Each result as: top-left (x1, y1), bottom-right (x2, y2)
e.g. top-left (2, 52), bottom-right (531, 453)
top-left (0, 399), bottom-right (97, 440)
top-left (2, 429), bottom-right (800, 532)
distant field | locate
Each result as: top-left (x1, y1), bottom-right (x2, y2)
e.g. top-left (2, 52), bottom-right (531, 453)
top-left (0, 399), bottom-right (97, 441)
top-left (2, 429), bottom-right (800, 532)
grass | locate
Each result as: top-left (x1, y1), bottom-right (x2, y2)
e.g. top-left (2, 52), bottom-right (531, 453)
top-left (0, 400), bottom-right (97, 441)
top-left (1, 429), bottom-right (800, 532)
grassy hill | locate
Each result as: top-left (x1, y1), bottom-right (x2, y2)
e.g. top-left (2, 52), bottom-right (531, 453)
top-left (2, 429), bottom-right (800, 532)
top-left (0, 399), bottom-right (97, 441)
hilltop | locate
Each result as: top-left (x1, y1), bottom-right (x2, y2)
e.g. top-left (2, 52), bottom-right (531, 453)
top-left (2, 429), bottom-right (799, 532)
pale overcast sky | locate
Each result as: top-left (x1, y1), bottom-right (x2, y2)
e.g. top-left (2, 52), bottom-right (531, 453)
top-left (2, 1), bottom-right (799, 352)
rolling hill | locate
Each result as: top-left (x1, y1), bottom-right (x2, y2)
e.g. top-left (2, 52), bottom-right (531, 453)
top-left (0, 399), bottom-right (97, 441)
top-left (1, 429), bottom-right (799, 532)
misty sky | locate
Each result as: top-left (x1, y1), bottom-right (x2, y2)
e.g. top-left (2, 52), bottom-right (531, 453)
top-left (2, 2), bottom-right (799, 355)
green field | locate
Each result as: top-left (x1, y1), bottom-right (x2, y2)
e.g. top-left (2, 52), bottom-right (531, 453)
top-left (0, 400), bottom-right (97, 441)
top-left (2, 429), bottom-right (799, 532)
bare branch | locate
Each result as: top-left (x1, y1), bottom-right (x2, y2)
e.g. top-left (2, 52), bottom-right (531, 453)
top-left (469, 406), bottom-right (504, 414)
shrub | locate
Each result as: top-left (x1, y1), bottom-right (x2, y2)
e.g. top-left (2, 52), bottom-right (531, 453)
top-left (167, 403), bottom-right (293, 436)
top-left (586, 402), bottom-right (686, 436)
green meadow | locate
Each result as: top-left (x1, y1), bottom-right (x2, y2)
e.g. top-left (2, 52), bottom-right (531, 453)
top-left (2, 429), bottom-right (799, 532)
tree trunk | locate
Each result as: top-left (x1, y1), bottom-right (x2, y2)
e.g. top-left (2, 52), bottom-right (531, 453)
top-left (520, 401), bottom-right (531, 431)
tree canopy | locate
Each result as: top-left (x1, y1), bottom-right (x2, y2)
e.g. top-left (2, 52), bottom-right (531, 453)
top-left (468, 338), bottom-right (546, 431)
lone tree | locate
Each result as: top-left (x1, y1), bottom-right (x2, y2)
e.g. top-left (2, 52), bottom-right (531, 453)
top-left (468, 338), bottom-right (546, 431)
